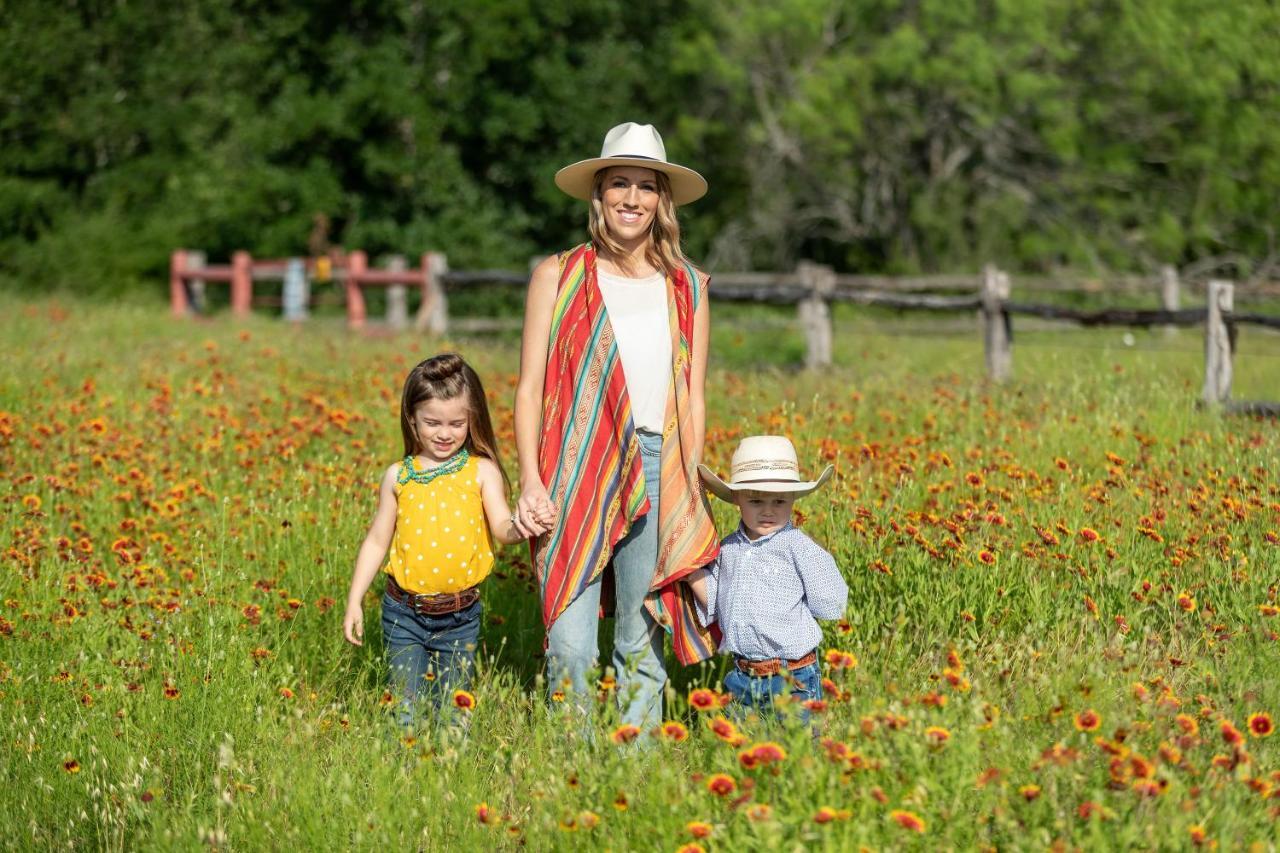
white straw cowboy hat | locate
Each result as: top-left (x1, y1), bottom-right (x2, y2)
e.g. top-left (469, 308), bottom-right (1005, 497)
top-left (555, 122), bottom-right (707, 206)
top-left (698, 435), bottom-right (834, 502)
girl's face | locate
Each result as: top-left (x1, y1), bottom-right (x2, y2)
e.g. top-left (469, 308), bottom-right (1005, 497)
top-left (734, 491), bottom-right (796, 540)
top-left (411, 395), bottom-right (470, 463)
top-left (599, 166), bottom-right (660, 246)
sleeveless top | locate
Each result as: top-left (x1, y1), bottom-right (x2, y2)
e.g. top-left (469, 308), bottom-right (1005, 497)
top-left (596, 268), bottom-right (672, 432)
top-left (385, 455), bottom-right (494, 594)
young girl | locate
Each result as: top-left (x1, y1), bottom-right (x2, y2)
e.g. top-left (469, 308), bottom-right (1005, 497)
top-left (342, 353), bottom-right (552, 726)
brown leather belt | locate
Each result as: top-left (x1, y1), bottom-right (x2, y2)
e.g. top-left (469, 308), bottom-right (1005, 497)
top-left (385, 576), bottom-right (479, 616)
top-left (734, 650), bottom-right (818, 677)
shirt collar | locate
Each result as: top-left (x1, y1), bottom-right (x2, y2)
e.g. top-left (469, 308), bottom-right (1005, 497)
top-left (734, 520), bottom-right (794, 545)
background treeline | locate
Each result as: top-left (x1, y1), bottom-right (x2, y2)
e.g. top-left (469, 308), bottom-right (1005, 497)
top-left (2, 0), bottom-right (1278, 296)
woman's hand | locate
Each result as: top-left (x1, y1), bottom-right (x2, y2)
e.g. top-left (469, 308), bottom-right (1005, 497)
top-left (514, 481), bottom-right (558, 538)
top-left (342, 603), bottom-right (364, 646)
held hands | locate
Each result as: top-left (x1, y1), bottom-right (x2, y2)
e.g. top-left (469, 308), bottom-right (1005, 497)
top-left (513, 482), bottom-right (559, 539)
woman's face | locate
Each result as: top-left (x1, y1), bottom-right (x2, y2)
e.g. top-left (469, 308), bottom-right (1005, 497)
top-left (598, 166), bottom-right (660, 245)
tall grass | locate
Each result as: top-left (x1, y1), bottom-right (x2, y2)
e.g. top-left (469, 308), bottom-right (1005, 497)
top-left (2, 292), bottom-right (1279, 850)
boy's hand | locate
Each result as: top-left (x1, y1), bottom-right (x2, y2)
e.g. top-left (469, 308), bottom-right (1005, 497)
top-left (342, 604), bottom-right (364, 646)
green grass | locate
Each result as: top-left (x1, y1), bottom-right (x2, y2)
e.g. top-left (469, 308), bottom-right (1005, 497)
top-left (2, 291), bottom-right (1279, 850)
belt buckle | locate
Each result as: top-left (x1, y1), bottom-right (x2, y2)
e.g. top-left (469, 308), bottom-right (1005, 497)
top-left (410, 592), bottom-right (432, 613)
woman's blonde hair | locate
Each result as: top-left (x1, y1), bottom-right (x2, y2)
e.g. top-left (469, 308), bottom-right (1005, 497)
top-left (587, 168), bottom-right (690, 279)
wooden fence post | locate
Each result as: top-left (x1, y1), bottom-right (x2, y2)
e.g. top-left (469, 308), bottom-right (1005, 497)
top-left (1160, 264), bottom-right (1180, 337)
top-left (186, 250), bottom-right (207, 315)
top-left (347, 250), bottom-right (368, 330)
top-left (230, 251), bottom-right (252, 317)
top-left (170, 250), bottom-right (188, 316)
top-left (1202, 279), bottom-right (1234, 406)
top-left (415, 251), bottom-right (449, 335)
top-left (796, 260), bottom-right (834, 369)
top-left (282, 257), bottom-right (309, 322)
top-left (386, 255), bottom-right (408, 330)
top-left (982, 264), bottom-right (1012, 382)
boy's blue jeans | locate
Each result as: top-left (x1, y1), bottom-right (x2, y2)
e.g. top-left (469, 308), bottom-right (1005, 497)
top-left (724, 660), bottom-right (824, 724)
top-left (381, 592), bottom-right (481, 728)
top-left (546, 430), bottom-right (666, 731)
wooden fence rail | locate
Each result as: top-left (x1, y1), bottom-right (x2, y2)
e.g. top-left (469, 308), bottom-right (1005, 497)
top-left (170, 248), bottom-right (1279, 415)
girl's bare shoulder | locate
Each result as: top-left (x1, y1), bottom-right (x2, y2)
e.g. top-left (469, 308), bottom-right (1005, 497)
top-left (474, 456), bottom-right (503, 481)
top-left (381, 461), bottom-right (404, 486)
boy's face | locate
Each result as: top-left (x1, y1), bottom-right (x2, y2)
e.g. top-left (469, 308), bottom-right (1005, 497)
top-left (734, 491), bottom-right (797, 540)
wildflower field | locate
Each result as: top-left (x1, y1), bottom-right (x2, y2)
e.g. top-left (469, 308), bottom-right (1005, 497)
top-left (3, 293), bottom-right (1280, 851)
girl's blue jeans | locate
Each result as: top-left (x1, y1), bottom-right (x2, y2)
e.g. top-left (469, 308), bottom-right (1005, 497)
top-left (546, 430), bottom-right (666, 731)
top-left (724, 660), bottom-right (824, 724)
top-left (381, 591), bottom-right (481, 728)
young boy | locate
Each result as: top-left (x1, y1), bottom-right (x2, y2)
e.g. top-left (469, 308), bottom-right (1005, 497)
top-left (689, 435), bottom-right (848, 717)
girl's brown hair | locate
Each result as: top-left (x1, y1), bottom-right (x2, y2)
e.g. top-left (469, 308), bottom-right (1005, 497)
top-left (399, 353), bottom-right (508, 491)
top-left (587, 168), bottom-right (691, 279)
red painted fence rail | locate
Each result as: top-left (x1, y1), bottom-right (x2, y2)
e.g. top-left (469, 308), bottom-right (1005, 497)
top-left (169, 249), bottom-right (443, 330)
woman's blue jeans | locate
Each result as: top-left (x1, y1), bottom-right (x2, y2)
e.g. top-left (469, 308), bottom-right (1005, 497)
top-left (546, 430), bottom-right (666, 730)
top-left (381, 592), bottom-right (482, 728)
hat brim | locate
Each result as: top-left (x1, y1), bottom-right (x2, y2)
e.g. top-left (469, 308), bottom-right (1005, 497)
top-left (555, 156), bottom-right (707, 206)
top-left (697, 464), bottom-right (834, 503)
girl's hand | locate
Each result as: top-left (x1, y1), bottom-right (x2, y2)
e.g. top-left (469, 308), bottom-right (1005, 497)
top-left (342, 604), bottom-right (364, 646)
top-left (515, 482), bottom-right (558, 538)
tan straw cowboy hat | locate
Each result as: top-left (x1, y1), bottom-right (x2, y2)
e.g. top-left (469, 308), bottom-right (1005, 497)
top-left (698, 435), bottom-right (834, 503)
top-left (555, 122), bottom-right (707, 206)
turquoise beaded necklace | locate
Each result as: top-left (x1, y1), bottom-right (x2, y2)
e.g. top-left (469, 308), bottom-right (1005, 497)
top-left (397, 448), bottom-right (469, 486)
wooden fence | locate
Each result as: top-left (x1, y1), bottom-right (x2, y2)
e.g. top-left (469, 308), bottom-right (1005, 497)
top-left (170, 249), bottom-right (1280, 414)
top-left (705, 262), bottom-right (1279, 415)
top-left (169, 249), bottom-right (448, 332)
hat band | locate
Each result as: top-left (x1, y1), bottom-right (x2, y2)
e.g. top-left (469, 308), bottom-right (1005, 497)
top-left (731, 459), bottom-right (799, 478)
top-left (732, 476), bottom-right (803, 485)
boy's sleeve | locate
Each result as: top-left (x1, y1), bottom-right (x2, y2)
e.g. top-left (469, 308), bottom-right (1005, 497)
top-left (792, 532), bottom-right (847, 620)
top-left (694, 558), bottom-right (720, 628)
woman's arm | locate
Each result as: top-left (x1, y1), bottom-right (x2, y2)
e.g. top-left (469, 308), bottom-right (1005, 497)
top-left (342, 464), bottom-right (400, 646)
top-left (689, 273), bottom-right (711, 461)
top-left (513, 255), bottom-right (562, 521)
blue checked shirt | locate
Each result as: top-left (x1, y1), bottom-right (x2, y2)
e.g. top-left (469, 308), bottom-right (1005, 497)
top-left (695, 522), bottom-right (848, 661)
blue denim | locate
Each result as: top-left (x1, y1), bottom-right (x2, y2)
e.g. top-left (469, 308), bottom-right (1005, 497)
top-left (381, 591), bottom-right (482, 728)
top-left (723, 660), bottom-right (823, 724)
top-left (546, 430), bottom-right (666, 730)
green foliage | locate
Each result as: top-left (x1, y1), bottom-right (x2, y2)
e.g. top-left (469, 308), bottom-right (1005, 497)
top-left (676, 0), bottom-right (1280, 276)
top-left (1, 0), bottom-right (1278, 294)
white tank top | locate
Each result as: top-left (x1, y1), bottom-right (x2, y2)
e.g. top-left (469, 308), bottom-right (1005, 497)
top-left (597, 268), bottom-right (672, 433)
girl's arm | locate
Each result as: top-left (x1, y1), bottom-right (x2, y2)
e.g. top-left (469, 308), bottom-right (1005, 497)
top-left (513, 255), bottom-right (561, 522)
top-left (476, 457), bottom-right (546, 544)
top-left (342, 464), bottom-right (400, 646)
top-left (689, 274), bottom-right (711, 461)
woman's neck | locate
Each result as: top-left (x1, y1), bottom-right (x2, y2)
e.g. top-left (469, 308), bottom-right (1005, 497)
top-left (597, 243), bottom-right (657, 278)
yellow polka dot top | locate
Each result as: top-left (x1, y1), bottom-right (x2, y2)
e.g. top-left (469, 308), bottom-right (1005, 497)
top-left (385, 455), bottom-right (495, 594)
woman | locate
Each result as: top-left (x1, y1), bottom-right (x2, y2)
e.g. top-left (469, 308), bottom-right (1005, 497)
top-left (513, 122), bottom-right (719, 729)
